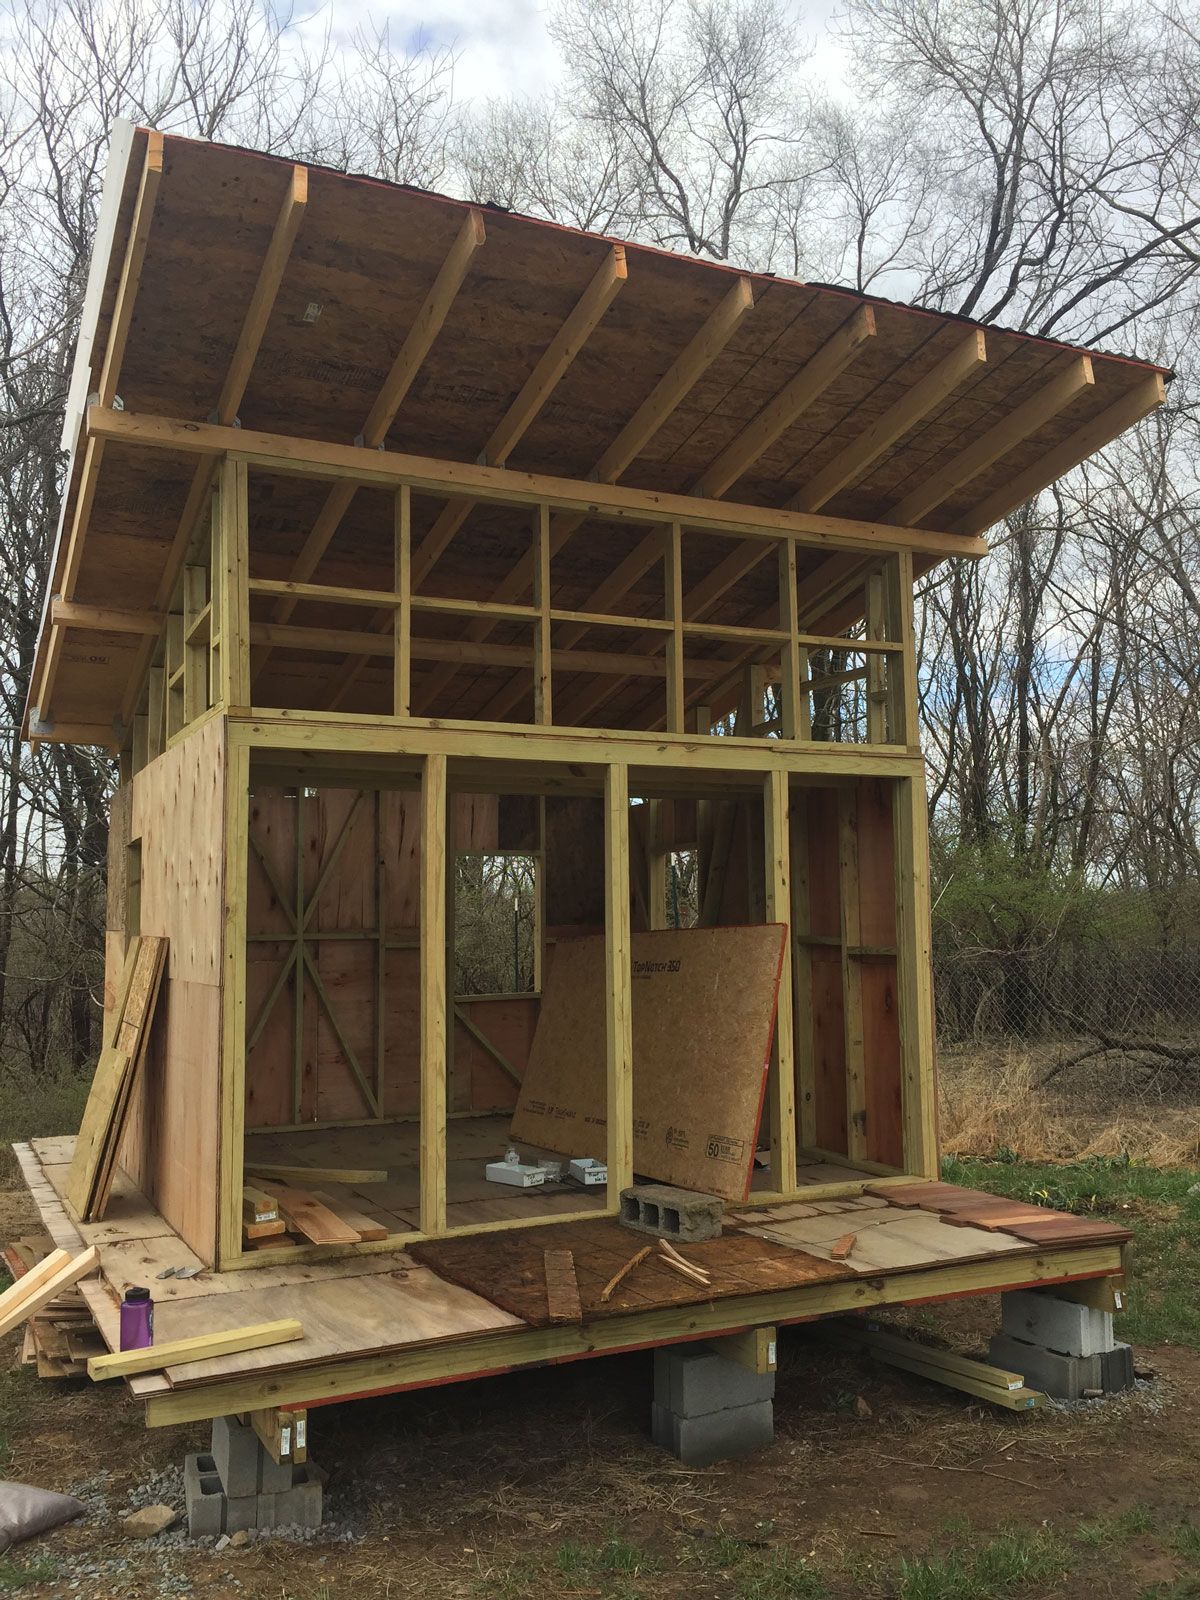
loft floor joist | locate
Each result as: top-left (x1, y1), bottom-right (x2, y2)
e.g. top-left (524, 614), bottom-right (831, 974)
top-left (17, 122), bottom-right (1164, 1440)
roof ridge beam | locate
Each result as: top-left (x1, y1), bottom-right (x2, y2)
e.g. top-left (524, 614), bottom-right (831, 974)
top-left (87, 409), bottom-right (987, 560)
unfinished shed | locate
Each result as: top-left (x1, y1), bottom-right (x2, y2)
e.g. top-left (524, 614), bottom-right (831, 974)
top-left (14, 121), bottom-right (1164, 1454)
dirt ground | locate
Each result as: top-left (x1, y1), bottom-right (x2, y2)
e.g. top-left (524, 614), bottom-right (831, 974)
top-left (3, 1181), bottom-right (1199, 1600)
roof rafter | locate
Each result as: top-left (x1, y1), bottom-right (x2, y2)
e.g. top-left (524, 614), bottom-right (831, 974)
top-left (408, 274), bottom-right (756, 715)
top-left (116, 163), bottom-right (310, 727)
top-left (269, 208), bottom-right (487, 627)
top-left (323, 244), bottom-right (629, 709)
top-left (790, 329), bottom-right (987, 513)
top-left (34, 130), bottom-right (165, 728)
top-left (888, 354), bottom-right (1094, 527)
top-left (483, 302), bottom-right (879, 724)
top-left (961, 371), bottom-right (1166, 534)
top-left (695, 304), bottom-right (876, 499)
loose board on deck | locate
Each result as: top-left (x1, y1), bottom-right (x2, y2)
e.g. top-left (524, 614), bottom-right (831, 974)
top-left (510, 926), bottom-right (786, 1202)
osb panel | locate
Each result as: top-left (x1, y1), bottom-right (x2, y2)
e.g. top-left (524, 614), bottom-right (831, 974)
top-left (510, 926), bottom-right (786, 1202)
top-left (410, 1215), bottom-right (852, 1326)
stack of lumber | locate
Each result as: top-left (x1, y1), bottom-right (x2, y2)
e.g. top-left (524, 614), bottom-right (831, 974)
top-left (2, 1241), bottom-right (101, 1378)
top-left (242, 1165), bottom-right (391, 1251)
top-left (6, 1237), bottom-right (103, 1378)
top-left (65, 935), bottom-right (167, 1223)
top-left (836, 1319), bottom-right (1047, 1410)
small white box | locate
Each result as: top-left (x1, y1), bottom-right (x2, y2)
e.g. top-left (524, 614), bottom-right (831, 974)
top-left (568, 1157), bottom-right (608, 1186)
top-left (485, 1159), bottom-right (546, 1188)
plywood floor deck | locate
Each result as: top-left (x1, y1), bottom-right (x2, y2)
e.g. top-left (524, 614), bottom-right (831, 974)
top-left (11, 1137), bottom-right (1132, 1428)
top-left (244, 1115), bottom-right (611, 1235)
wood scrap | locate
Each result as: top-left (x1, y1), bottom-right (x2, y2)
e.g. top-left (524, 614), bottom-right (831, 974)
top-left (543, 1248), bottom-right (582, 1323)
top-left (599, 1245), bottom-right (651, 1304)
top-left (837, 1320), bottom-right (1045, 1410)
top-left (830, 1232), bottom-right (858, 1261)
top-left (243, 1217), bottom-right (288, 1242)
top-left (659, 1238), bottom-right (710, 1279)
top-left (0, 1248), bottom-right (70, 1320)
top-left (252, 1181), bottom-right (359, 1246)
top-left (246, 1163), bottom-right (387, 1186)
top-left (0, 1248), bottom-right (97, 1338)
top-left (310, 1190), bottom-right (390, 1243)
top-left (88, 1318), bottom-right (304, 1380)
top-left (66, 935), bottom-right (168, 1223)
top-left (656, 1243), bottom-right (710, 1286)
top-left (242, 1184), bottom-right (280, 1224)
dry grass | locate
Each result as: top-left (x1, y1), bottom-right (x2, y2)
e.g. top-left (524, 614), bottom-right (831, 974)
top-left (938, 1042), bottom-right (1200, 1166)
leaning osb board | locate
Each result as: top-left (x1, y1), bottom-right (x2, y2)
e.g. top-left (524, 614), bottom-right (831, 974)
top-left (510, 926), bottom-right (786, 1202)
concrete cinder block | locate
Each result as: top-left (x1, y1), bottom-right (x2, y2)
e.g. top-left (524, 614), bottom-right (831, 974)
top-left (258, 1449), bottom-right (295, 1495)
top-left (620, 1185), bottom-right (723, 1242)
top-left (989, 1333), bottom-right (1102, 1399)
top-left (271, 1463), bottom-right (323, 1530)
top-left (653, 1346), bottom-right (775, 1415)
top-left (184, 1453), bottom-right (225, 1539)
top-left (1101, 1341), bottom-right (1135, 1394)
top-left (1001, 1289), bottom-right (1115, 1357)
top-left (212, 1414), bottom-right (261, 1499)
top-left (223, 1495), bottom-right (259, 1534)
top-left (651, 1399), bottom-right (773, 1465)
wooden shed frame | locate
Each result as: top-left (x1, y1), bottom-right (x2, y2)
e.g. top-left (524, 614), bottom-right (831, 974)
top-left (99, 423), bottom-right (943, 1272)
top-left (16, 126), bottom-right (1162, 1420)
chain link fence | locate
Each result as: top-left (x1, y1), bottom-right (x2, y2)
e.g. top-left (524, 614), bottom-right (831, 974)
top-left (931, 883), bottom-right (1200, 1080)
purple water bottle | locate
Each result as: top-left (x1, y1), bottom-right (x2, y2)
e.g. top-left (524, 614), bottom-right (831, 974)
top-left (119, 1286), bottom-right (154, 1351)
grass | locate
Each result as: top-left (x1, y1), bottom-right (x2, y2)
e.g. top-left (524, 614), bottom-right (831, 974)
top-left (0, 1074), bottom-right (88, 1186)
top-left (894, 1526), bottom-right (1073, 1599)
top-left (0, 1557), bottom-right (59, 1591)
top-left (555, 1537), bottom-right (659, 1578)
top-left (1078, 1504), bottom-right (1156, 1545)
top-left (0, 1353), bottom-right (36, 1468)
top-left (732, 1549), bottom-right (828, 1600)
top-left (942, 1151), bottom-right (1200, 1347)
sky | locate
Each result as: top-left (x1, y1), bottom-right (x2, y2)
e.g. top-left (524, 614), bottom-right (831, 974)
top-left (317, 0), bottom-right (852, 108)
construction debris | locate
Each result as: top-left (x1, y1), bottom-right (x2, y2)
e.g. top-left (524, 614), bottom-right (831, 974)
top-left (543, 1249), bottom-right (582, 1323)
top-left (599, 1245), bottom-right (652, 1304)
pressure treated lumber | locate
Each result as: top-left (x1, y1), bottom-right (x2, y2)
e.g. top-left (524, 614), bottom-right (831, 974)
top-left (0, 1249), bottom-right (70, 1326)
top-left (84, 409), bottom-right (990, 562)
top-left (250, 1406), bottom-right (308, 1465)
top-left (255, 1183), bottom-right (360, 1247)
top-left (66, 934), bottom-right (167, 1222)
top-left (88, 1318), bottom-right (304, 1380)
top-left (246, 1163), bottom-right (387, 1186)
top-left (0, 1248), bottom-right (99, 1338)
